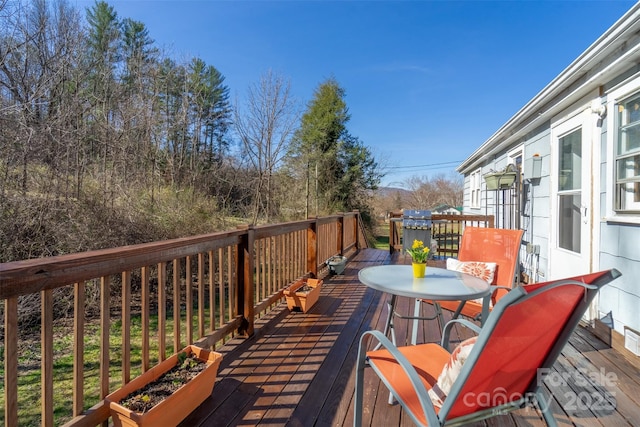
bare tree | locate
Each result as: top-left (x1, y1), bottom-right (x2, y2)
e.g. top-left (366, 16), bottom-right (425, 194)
top-left (404, 172), bottom-right (463, 209)
top-left (235, 70), bottom-right (299, 223)
top-left (433, 171), bottom-right (464, 207)
top-left (0, 0), bottom-right (86, 198)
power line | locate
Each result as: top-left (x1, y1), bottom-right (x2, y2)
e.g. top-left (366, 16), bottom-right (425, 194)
top-left (386, 160), bottom-right (462, 171)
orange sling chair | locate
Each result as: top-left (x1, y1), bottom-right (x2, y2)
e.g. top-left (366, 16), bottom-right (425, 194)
top-left (389, 227), bottom-right (524, 346)
top-left (433, 227), bottom-right (525, 324)
top-left (354, 269), bottom-right (621, 427)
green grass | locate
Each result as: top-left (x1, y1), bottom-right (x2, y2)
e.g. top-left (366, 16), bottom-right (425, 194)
top-left (0, 309), bottom-right (222, 426)
top-left (373, 222), bottom-right (390, 250)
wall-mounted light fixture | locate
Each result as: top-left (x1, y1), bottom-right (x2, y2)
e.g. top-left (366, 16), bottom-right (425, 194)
top-left (591, 99), bottom-right (607, 119)
top-left (524, 153), bottom-right (542, 180)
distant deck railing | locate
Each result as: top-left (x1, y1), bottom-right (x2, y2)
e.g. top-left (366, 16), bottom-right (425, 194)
top-left (388, 212), bottom-right (494, 258)
top-left (0, 211), bottom-right (365, 427)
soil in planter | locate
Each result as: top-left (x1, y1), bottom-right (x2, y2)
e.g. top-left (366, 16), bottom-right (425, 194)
top-left (297, 284), bottom-right (314, 293)
top-left (119, 352), bottom-right (207, 414)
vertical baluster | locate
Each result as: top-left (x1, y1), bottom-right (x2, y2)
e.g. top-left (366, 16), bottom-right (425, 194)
top-left (218, 247), bottom-right (225, 341)
top-left (186, 255), bottom-right (193, 345)
top-left (4, 297), bottom-right (18, 427)
top-left (268, 237), bottom-right (274, 298)
top-left (121, 272), bottom-right (131, 384)
top-left (41, 289), bottom-right (53, 427)
top-left (141, 267), bottom-right (150, 372)
top-left (209, 250), bottom-right (215, 336)
top-left (227, 247), bottom-right (234, 334)
top-left (173, 259), bottom-right (181, 354)
top-left (198, 253), bottom-right (205, 338)
top-left (100, 276), bottom-right (110, 398)
top-left (277, 234), bottom-right (282, 289)
top-left (158, 262), bottom-right (166, 361)
top-left (73, 282), bottom-right (85, 416)
top-left (255, 239), bottom-right (262, 306)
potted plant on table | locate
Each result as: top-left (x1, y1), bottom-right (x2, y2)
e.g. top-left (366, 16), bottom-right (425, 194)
top-left (106, 345), bottom-right (223, 427)
top-left (406, 239), bottom-right (430, 278)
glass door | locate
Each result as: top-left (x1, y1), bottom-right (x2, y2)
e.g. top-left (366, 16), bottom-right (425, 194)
top-left (558, 129), bottom-right (582, 253)
top-left (549, 112), bottom-right (592, 279)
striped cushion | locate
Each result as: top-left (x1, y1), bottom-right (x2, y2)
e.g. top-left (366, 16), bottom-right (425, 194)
top-left (428, 336), bottom-right (477, 408)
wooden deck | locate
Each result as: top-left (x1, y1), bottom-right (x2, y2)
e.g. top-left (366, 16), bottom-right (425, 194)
top-left (179, 248), bottom-right (640, 427)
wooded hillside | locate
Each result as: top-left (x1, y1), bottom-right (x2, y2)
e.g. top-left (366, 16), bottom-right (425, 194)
top-left (0, 0), bottom-right (381, 262)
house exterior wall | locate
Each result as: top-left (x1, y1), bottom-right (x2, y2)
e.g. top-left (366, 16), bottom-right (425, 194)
top-left (597, 84), bottom-right (640, 335)
top-left (522, 128), bottom-right (551, 283)
top-left (462, 81), bottom-right (640, 337)
top-left (458, 4), bottom-right (640, 338)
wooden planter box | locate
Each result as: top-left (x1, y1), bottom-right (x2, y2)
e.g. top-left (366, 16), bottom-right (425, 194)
top-left (284, 278), bottom-right (323, 313)
top-left (106, 345), bottom-right (223, 427)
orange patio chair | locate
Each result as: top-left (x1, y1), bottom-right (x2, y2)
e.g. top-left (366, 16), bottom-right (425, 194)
top-left (389, 227), bottom-right (524, 346)
top-left (433, 226), bottom-right (524, 324)
top-left (354, 268), bottom-right (621, 427)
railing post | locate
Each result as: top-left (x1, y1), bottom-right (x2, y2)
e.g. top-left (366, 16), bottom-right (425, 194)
top-left (353, 210), bottom-right (360, 250)
top-left (389, 211), bottom-right (401, 255)
top-left (4, 297), bottom-right (18, 427)
top-left (337, 213), bottom-right (344, 255)
top-left (237, 224), bottom-right (255, 337)
top-left (389, 216), bottom-right (393, 255)
top-left (307, 218), bottom-right (318, 278)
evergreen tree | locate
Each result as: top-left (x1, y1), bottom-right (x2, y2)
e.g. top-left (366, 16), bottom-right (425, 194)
top-left (85, 0), bottom-right (121, 198)
top-left (187, 58), bottom-right (231, 165)
top-left (290, 78), bottom-right (379, 216)
top-left (337, 134), bottom-right (381, 212)
top-left (292, 78), bottom-right (349, 215)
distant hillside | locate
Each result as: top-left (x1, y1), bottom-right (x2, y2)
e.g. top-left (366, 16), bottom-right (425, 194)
top-left (375, 186), bottom-right (411, 198)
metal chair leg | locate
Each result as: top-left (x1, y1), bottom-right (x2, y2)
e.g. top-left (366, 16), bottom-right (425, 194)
top-left (377, 294), bottom-right (397, 351)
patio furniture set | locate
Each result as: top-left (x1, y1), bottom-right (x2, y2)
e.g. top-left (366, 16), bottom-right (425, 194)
top-left (355, 226), bottom-right (622, 427)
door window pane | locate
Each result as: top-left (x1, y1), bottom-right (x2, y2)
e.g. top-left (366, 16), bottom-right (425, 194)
top-left (558, 193), bottom-right (581, 253)
top-left (559, 129), bottom-right (581, 191)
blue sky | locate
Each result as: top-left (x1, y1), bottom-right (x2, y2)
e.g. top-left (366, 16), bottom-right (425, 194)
top-left (78, 0), bottom-right (636, 187)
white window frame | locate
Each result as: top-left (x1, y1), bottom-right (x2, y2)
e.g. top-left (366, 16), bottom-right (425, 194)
top-left (470, 168), bottom-right (481, 208)
top-left (606, 76), bottom-right (640, 224)
top-left (507, 146), bottom-right (524, 176)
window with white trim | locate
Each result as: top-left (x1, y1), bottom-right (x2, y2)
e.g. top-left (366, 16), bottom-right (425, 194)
top-left (616, 93), bottom-right (640, 212)
top-left (470, 169), bottom-right (481, 208)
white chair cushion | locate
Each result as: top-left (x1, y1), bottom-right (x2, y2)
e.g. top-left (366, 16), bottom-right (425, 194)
top-left (428, 336), bottom-right (477, 408)
top-left (446, 258), bottom-right (497, 306)
top-left (446, 258), bottom-right (497, 285)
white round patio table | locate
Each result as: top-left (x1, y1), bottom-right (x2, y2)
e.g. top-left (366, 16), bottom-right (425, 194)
top-left (358, 265), bottom-right (491, 345)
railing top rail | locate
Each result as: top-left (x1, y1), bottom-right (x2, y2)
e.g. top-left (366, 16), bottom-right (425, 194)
top-left (389, 212), bottom-right (493, 222)
top-left (0, 212), bottom-right (362, 300)
top-left (0, 229), bottom-right (245, 299)
top-left (252, 218), bottom-right (315, 239)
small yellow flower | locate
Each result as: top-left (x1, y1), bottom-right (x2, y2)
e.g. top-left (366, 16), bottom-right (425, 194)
top-left (406, 239), bottom-right (430, 264)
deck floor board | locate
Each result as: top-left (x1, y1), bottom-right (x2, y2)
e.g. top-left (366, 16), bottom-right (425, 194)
top-left (179, 248), bottom-right (637, 427)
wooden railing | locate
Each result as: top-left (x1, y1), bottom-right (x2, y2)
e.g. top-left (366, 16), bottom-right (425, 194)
top-left (0, 212), bottom-right (364, 427)
top-left (388, 212), bottom-right (494, 259)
